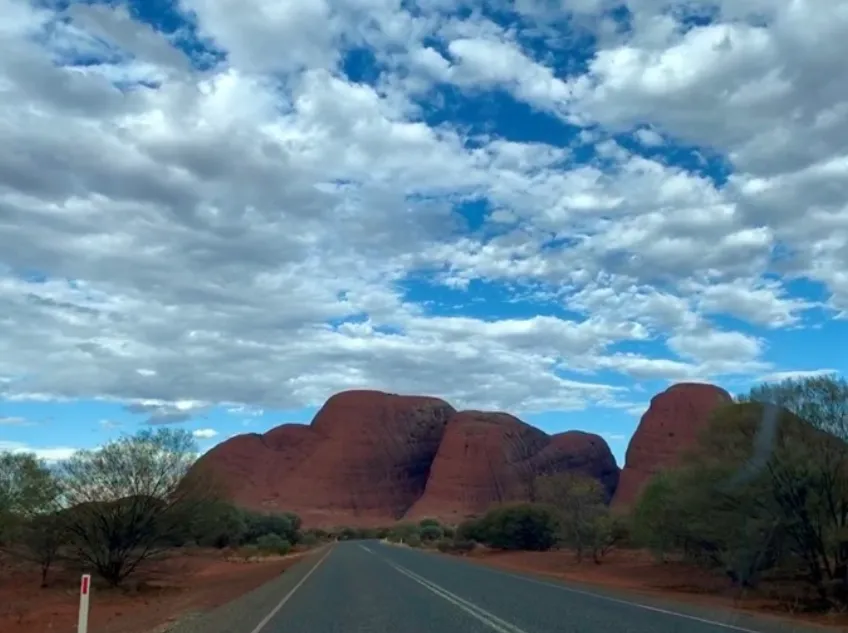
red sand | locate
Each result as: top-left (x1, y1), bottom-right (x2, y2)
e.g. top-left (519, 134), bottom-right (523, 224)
top-left (0, 549), bottom-right (307, 633)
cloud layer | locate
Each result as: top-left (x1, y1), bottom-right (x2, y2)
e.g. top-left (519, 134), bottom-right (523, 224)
top-left (0, 0), bottom-right (845, 419)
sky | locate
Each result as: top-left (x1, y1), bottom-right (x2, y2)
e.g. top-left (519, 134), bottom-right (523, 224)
top-left (1, 0), bottom-right (846, 467)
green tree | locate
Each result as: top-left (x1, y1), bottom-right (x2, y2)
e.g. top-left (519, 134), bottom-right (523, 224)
top-left (0, 452), bottom-right (66, 585)
top-left (638, 377), bottom-right (848, 603)
top-left (739, 376), bottom-right (848, 603)
top-left (536, 473), bottom-right (606, 561)
top-left (191, 501), bottom-right (247, 548)
top-left (18, 513), bottom-right (69, 587)
top-left (631, 470), bottom-right (686, 562)
top-left (242, 511), bottom-right (300, 545)
top-left (476, 504), bottom-right (560, 551)
top-left (57, 428), bottom-right (219, 586)
top-left (0, 453), bottom-right (61, 539)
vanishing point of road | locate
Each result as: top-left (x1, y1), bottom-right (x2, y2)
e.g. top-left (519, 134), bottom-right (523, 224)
top-left (206, 540), bottom-right (823, 633)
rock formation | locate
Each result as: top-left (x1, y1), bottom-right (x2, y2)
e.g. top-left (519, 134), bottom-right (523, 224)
top-left (196, 390), bottom-right (455, 526)
top-left (197, 383), bottom-right (734, 526)
top-left (611, 382), bottom-right (732, 509)
top-left (404, 412), bottom-right (619, 521)
top-left (193, 389), bottom-right (623, 527)
top-left (270, 390), bottom-right (455, 526)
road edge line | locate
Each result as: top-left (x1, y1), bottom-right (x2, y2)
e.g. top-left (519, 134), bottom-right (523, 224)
top-left (247, 544), bottom-right (334, 633)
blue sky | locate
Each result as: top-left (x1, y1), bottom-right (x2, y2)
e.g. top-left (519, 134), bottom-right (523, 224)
top-left (1, 0), bottom-right (847, 466)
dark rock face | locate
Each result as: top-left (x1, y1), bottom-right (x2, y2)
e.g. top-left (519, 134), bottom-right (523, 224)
top-left (611, 382), bottom-right (732, 509)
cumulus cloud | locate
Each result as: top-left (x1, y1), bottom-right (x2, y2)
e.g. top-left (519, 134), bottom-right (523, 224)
top-left (0, 441), bottom-right (78, 463)
top-left (758, 369), bottom-right (840, 384)
top-left (0, 0), bottom-right (844, 422)
top-left (192, 428), bottom-right (219, 439)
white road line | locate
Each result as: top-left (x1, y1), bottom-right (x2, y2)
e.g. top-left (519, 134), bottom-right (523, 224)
top-left (248, 545), bottom-right (334, 633)
top-left (359, 542), bottom-right (531, 633)
top-left (447, 555), bottom-right (763, 633)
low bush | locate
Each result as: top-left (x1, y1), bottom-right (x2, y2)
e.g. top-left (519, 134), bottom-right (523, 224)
top-left (469, 504), bottom-right (560, 552)
top-left (255, 533), bottom-right (291, 555)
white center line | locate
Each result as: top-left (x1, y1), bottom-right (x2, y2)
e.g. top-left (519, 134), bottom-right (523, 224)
top-left (359, 545), bottom-right (531, 633)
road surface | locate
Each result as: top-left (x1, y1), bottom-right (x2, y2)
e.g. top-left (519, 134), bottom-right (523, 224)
top-left (242, 541), bottom-right (822, 633)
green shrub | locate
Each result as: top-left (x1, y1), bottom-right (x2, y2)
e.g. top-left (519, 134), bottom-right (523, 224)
top-left (436, 538), bottom-right (453, 552)
top-left (338, 526), bottom-right (359, 540)
top-left (255, 533), bottom-right (291, 555)
top-left (405, 533), bottom-right (422, 547)
top-left (388, 522), bottom-right (420, 542)
top-left (476, 504), bottom-right (560, 551)
top-left (243, 511), bottom-right (300, 545)
top-left (300, 533), bottom-right (319, 547)
top-left (420, 524), bottom-right (444, 542)
top-left (456, 517), bottom-right (485, 542)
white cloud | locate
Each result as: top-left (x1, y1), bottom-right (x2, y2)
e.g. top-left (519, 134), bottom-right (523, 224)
top-left (600, 432), bottom-right (627, 442)
top-left (192, 428), bottom-right (219, 439)
top-left (0, 0), bottom-right (842, 426)
top-left (758, 369), bottom-right (840, 384)
top-left (0, 441), bottom-right (78, 462)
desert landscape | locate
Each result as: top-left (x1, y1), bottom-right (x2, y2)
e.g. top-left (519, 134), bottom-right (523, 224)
top-left (2, 377), bottom-right (847, 632)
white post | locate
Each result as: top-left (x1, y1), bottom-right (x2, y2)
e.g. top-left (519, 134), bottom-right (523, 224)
top-left (77, 574), bottom-right (91, 633)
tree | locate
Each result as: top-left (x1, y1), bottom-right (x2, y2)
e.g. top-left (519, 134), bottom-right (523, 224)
top-left (631, 469), bottom-right (698, 563)
top-left (57, 428), bottom-right (220, 586)
top-left (741, 376), bottom-right (848, 603)
top-left (535, 472), bottom-right (607, 561)
top-left (0, 452), bottom-right (66, 586)
top-left (19, 513), bottom-right (68, 587)
top-left (476, 504), bottom-right (560, 551)
top-left (0, 453), bottom-right (61, 539)
top-left (640, 377), bottom-right (848, 604)
top-left (190, 501), bottom-right (247, 548)
top-left (590, 513), bottom-right (629, 564)
top-left (242, 511), bottom-right (301, 545)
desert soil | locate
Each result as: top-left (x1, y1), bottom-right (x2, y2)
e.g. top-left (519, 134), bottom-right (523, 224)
top-left (458, 547), bottom-right (848, 630)
top-left (0, 548), bottom-right (308, 633)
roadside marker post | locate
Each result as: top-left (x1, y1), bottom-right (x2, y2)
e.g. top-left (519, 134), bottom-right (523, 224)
top-left (77, 574), bottom-right (91, 633)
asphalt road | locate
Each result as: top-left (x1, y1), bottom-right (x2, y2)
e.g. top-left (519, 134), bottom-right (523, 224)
top-left (245, 541), bottom-right (824, 633)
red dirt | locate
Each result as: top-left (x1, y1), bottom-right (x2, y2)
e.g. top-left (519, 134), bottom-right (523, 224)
top-left (458, 548), bottom-right (848, 630)
top-left (0, 549), bottom-right (308, 633)
top-left (612, 382), bottom-right (732, 509)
